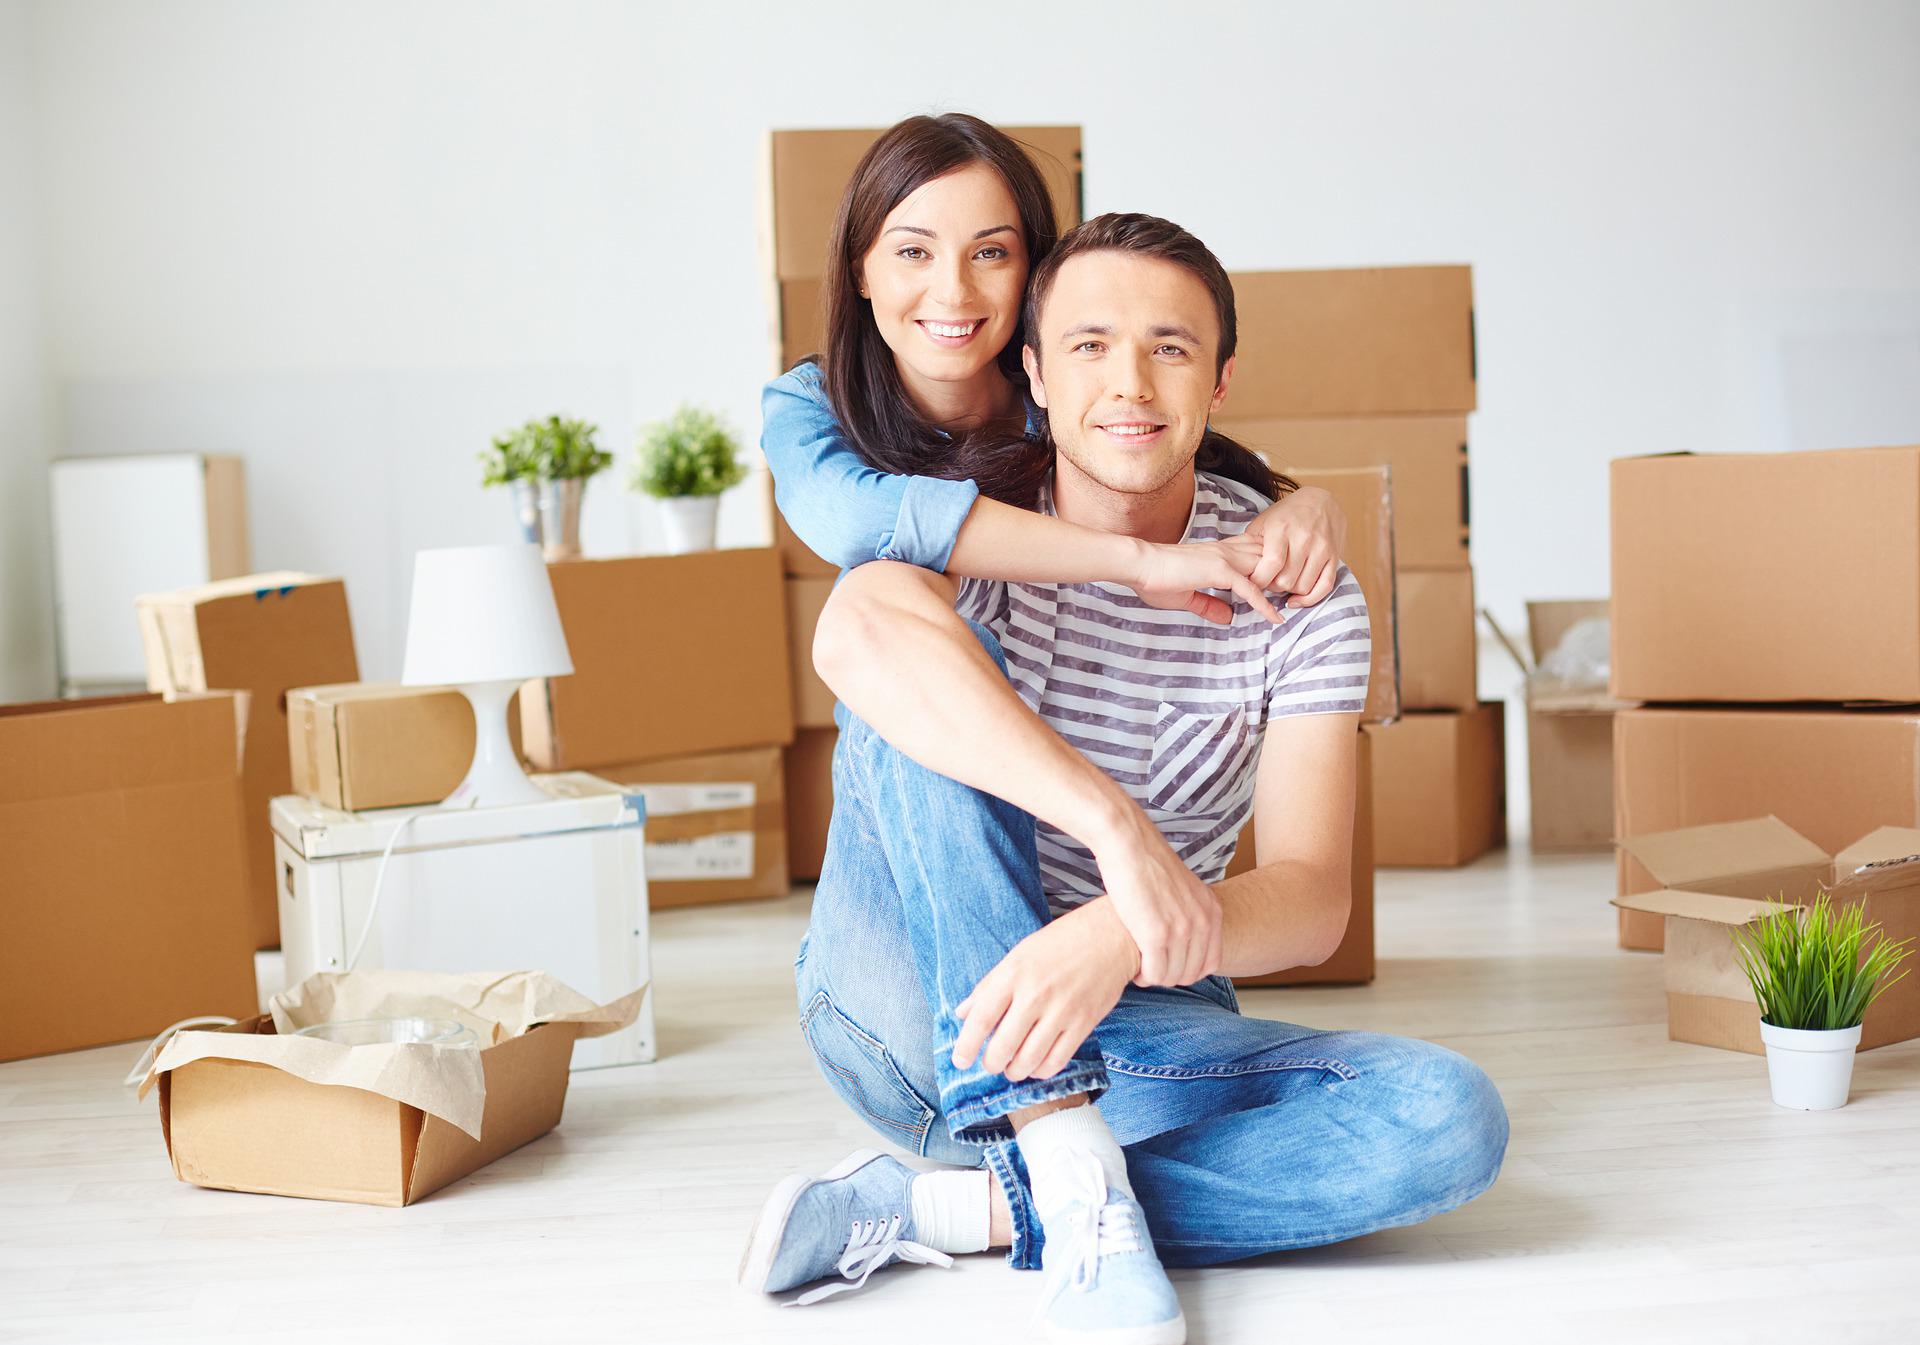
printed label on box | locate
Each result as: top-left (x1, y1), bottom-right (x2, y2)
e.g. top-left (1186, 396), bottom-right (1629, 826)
top-left (646, 831), bottom-right (756, 880)
top-left (625, 781), bottom-right (756, 817)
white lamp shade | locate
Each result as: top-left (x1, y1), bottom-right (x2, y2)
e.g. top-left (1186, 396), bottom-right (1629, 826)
top-left (401, 544), bottom-right (574, 686)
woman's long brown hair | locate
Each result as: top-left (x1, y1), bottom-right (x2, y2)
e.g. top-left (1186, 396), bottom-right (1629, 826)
top-left (817, 114), bottom-right (1061, 506)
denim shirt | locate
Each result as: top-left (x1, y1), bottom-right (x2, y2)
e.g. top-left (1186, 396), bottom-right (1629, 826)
top-left (760, 361), bottom-right (983, 573)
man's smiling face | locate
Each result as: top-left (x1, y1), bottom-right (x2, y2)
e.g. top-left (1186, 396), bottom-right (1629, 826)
top-left (1022, 248), bottom-right (1235, 500)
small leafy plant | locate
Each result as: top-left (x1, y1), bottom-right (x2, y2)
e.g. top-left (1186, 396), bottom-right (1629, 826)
top-left (478, 425), bottom-right (542, 487)
top-left (1733, 892), bottom-right (1912, 1032)
top-left (530, 415), bottom-right (612, 480)
top-left (631, 406), bottom-right (747, 499)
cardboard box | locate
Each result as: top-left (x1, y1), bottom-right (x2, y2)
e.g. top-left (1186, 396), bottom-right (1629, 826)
top-left (787, 726), bottom-right (837, 882)
top-left (0, 692), bottom-right (258, 1062)
top-left (1229, 729), bottom-right (1375, 986)
top-left (520, 549), bottom-right (794, 771)
top-left (786, 577), bottom-right (837, 729)
top-left (1396, 568), bottom-right (1477, 710)
top-left (1216, 415), bottom-right (1470, 570)
top-left (1366, 703), bottom-right (1507, 867)
top-left (1611, 446), bottom-right (1920, 703)
top-left (287, 682), bottom-right (524, 812)
top-left (1613, 705), bottom-right (1920, 949)
top-left (599, 746), bottom-right (789, 908)
top-left (1491, 599), bottom-right (1622, 855)
top-left (136, 573), bottom-right (360, 950)
top-left (138, 970), bottom-right (643, 1205)
top-left (764, 126), bottom-right (1082, 284)
top-left (1611, 820), bottom-right (1920, 1053)
top-left (1287, 465), bottom-right (1398, 724)
top-left (1228, 267), bottom-right (1476, 419)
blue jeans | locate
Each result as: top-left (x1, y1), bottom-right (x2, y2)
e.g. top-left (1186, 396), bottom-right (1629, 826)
top-left (796, 622), bottom-right (1510, 1271)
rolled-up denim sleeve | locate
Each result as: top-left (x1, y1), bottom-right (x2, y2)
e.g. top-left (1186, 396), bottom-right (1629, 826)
top-left (761, 364), bottom-right (980, 572)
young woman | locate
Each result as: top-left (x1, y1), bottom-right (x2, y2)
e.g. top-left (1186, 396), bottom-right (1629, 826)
top-left (739, 117), bottom-right (1508, 1343)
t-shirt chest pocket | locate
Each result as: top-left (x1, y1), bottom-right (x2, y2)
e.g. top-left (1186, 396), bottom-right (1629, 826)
top-left (1146, 699), bottom-right (1257, 817)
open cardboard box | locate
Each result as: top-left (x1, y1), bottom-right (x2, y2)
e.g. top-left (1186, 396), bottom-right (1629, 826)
top-left (1611, 818), bottom-right (1920, 1053)
top-left (138, 970), bottom-right (646, 1206)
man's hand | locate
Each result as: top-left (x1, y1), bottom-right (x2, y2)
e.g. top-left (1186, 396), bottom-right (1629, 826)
top-left (1243, 484), bottom-right (1346, 609)
top-left (1126, 536), bottom-right (1287, 626)
top-left (952, 900), bottom-right (1137, 1083)
top-left (1088, 806), bottom-right (1224, 987)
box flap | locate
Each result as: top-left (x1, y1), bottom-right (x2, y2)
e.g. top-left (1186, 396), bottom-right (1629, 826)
top-left (1526, 599), bottom-right (1609, 666)
top-left (1618, 816), bottom-right (1826, 888)
top-left (1610, 887), bottom-right (1773, 926)
top-left (1835, 826), bottom-right (1920, 876)
top-left (136, 571), bottom-right (331, 609)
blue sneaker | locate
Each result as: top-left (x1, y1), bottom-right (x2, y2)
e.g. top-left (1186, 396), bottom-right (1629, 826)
top-left (738, 1149), bottom-right (954, 1305)
top-left (1035, 1153), bottom-right (1186, 1344)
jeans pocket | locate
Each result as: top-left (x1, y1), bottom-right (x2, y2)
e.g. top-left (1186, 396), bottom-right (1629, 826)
top-left (799, 989), bottom-right (937, 1152)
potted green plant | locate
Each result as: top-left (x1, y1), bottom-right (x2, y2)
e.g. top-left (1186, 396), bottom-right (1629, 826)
top-left (478, 426), bottom-right (545, 545)
top-left (1734, 892), bottom-right (1912, 1110)
top-left (631, 406), bottom-right (747, 554)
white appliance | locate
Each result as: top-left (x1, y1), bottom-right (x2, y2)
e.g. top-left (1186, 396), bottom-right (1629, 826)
top-left (49, 454), bottom-right (248, 694)
top-left (270, 772), bottom-right (655, 1068)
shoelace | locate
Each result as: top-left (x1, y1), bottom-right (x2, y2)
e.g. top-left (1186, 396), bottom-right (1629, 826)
top-left (787, 1212), bottom-right (953, 1307)
top-left (1059, 1151), bottom-right (1146, 1293)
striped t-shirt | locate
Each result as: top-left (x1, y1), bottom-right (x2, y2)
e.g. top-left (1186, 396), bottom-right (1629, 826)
top-left (954, 471), bottom-right (1371, 912)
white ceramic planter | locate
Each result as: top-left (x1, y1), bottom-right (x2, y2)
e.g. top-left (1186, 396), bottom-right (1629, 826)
top-left (1759, 1020), bottom-right (1861, 1110)
top-left (658, 495), bottom-right (720, 555)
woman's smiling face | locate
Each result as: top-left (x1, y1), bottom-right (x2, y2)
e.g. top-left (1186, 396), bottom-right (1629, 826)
top-left (859, 162), bottom-right (1029, 398)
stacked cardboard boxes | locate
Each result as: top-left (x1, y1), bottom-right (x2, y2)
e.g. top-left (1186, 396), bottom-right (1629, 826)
top-left (518, 547), bottom-right (796, 908)
top-left (1219, 265), bottom-right (1501, 867)
top-left (1610, 445), bottom-right (1920, 950)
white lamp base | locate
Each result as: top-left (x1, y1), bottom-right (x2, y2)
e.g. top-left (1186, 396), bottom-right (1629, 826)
top-left (443, 679), bottom-right (548, 809)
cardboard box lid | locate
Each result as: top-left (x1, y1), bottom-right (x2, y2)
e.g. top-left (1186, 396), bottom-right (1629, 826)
top-left (1830, 827), bottom-right (1920, 902)
top-left (1609, 887), bottom-right (1773, 926)
top-left (1617, 815), bottom-right (1828, 889)
top-left (1526, 599), bottom-right (1609, 666)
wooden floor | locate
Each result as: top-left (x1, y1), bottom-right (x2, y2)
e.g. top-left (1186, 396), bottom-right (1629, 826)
top-left (5, 844), bottom-right (1919, 1344)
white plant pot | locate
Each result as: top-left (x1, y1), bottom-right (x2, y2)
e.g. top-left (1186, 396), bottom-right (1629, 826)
top-left (658, 495), bottom-right (720, 555)
top-left (1759, 1021), bottom-right (1861, 1111)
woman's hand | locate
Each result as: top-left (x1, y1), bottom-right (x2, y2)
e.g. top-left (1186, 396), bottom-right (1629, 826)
top-left (1126, 536), bottom-right (1288, 626)
top-left (952, 899), bottom-right (1138, 1082)
top-left (1243, 485), bottom-right (1347, 608)
top-left (1085, 805), bottom-right (1224, 988)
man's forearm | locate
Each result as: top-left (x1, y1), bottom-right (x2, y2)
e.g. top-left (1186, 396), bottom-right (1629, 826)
top-left (812, 561), bottom-right (1140, 851)
top-left (1209, 862), bottom-right (1352, 979)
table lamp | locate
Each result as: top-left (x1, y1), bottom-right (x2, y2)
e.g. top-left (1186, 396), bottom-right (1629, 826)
top-left (401, 543), bottom-right (573, 808)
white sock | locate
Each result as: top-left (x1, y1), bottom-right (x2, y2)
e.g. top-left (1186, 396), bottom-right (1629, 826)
top-left (909, 1169), bottom-right (991, 1254)
top-left (1015, 1102), bottom-right (1133, 1217)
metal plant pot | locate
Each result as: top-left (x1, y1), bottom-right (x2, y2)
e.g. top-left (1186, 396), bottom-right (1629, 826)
top-left (510, 477), bottom-right (543, 545)
top-left (540, 478), bottom-right (585, 560)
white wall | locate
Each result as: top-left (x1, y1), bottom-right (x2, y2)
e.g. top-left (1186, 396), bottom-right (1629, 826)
top-left (11, 0), bottom-right (1920, 685)
top-left (0, 0), bottom-right (53, 701)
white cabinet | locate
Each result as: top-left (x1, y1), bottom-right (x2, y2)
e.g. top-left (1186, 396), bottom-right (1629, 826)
top-left (50, 454), bottom-right (248, 693)
top-left (271, 772), bottom-right (655, 1069)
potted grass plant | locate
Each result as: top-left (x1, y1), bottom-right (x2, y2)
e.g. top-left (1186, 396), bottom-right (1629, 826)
top-left (631, 406), bottom-right (746, 554)
top-left (478, 426), bottom-right (545, 545)
top-left (1733, 892), bottom-right (1912, 1110)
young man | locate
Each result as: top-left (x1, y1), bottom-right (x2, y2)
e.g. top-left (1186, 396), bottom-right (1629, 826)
top-left (739, 215), bottom-right (1508, 1343)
